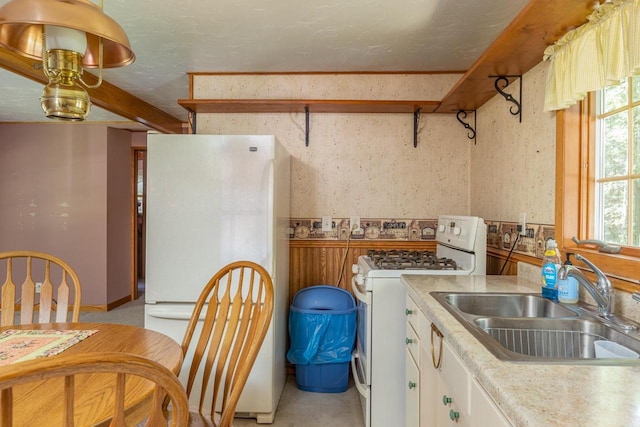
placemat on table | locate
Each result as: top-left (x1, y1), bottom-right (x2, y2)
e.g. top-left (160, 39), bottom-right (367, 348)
top-left (0, 329), bottom-right (98, 366)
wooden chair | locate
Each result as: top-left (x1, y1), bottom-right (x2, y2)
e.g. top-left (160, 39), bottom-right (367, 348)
top-left (181, 261), bottom-right (274, 427)
top-left (0, 251), bottom-right (82, 326)
top-left (0, 351), bottom-right (189, 427)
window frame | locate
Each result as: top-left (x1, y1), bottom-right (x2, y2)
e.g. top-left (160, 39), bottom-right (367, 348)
top-left (557, 94), bottom-right (640, 293)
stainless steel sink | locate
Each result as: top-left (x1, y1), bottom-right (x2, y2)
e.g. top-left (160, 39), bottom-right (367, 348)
top-left (442, 292), bottom-right (578, 318)
top-left (430, 292), bottom-right (640, 365)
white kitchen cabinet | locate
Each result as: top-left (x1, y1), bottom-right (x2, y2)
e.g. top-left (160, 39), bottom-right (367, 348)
top-left (419, 337), bottom-right (437, 427)
top-left (405, 296), bottom-right (421, 427)
top-left (405, 294), bottom-right (512, 427)
top-left (406, 349), bottom-right (420, 427)
top-left (436, 340), bottom-right (471, 426)
top-left (470, 377), bottom-right (512, 427)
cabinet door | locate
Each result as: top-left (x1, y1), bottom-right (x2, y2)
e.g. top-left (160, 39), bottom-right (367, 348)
top-left (406, 321), bottom-right (420, 363)
top-left (438, 340), bottom-right (471, 426)
top-left (405, 349), bottom-right (420, 427)
top-left (419, 339), bottom-right (437, 427)
top-left (470, 378), bottom-right (512, 427)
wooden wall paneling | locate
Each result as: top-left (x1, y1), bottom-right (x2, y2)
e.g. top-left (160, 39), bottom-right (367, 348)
top-left (289, 241), bottom-right (435, 304)
top-left (486, 249), bottom-right (541, 276)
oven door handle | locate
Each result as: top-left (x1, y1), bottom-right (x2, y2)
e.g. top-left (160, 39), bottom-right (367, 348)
top-left (351, 353), bottom-right (368, 398)
top-left (351, 276), bottom-right (370, 304)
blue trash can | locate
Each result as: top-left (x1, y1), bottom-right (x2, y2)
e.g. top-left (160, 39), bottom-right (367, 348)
top-left (287, 285), bottom-right (356, 393)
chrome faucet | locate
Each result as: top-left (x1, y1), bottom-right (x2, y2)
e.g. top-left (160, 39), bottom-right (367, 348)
top-left (558, 254), bottom-right (637, 330)
top-left (557, 254), bottom-right (613, 317)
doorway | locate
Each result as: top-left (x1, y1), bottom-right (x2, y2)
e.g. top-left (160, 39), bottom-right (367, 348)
top-left (133, 148), bottom-right (146, 300)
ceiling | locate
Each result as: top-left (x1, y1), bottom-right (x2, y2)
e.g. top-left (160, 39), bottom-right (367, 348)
top-left (0, 0), bottom-right (536, 129)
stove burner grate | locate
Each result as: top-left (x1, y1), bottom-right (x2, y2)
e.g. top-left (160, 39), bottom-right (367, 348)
top-left (367, 250), bottom-right (457, 270)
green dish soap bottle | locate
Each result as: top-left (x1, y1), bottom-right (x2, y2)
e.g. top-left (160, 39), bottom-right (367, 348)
top-left (541, 239), bottom-right (560, 301)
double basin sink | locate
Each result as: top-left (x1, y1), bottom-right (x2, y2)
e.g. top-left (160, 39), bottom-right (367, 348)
top-left (430, 292), bottom-right (640, 365)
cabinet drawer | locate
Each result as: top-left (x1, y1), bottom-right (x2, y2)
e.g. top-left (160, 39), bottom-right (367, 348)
top-left (406, 321), bottom-right (420, 363)
top-left (405, 294), bottom-right (420, 330)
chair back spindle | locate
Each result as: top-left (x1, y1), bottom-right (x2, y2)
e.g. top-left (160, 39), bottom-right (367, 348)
top-left (182, 261), bottom-right (274, 427)
top-left (0, 251), bottom-right (81, 326)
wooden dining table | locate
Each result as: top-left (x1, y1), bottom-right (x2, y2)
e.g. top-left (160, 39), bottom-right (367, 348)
top-left (0, 322), bottom-right (184, 426)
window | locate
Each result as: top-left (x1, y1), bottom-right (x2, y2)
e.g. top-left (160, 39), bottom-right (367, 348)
top-left (557, 89), bottom-right (640, 292)
top-left (595, 77), bottom-right (640, 247)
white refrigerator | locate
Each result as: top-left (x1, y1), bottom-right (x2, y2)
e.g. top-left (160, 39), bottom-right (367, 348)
top-left (144, 134), bottom-right (290, 423)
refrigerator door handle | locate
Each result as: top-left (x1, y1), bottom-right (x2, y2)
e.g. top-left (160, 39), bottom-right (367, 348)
top-left (146, 311), bottom-right (191, 320)
top-left (146, 309), bottom-right (203, 321)
top-left (267, 158), bottom-right (275, 275)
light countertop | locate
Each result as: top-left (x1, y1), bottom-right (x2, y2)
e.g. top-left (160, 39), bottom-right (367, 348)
top-left (401, 274), bottom-right (640, 427)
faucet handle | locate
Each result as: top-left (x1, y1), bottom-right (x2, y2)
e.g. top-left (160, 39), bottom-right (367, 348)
top-left (574, 253), bottom-right (599, 272)
top-left (574, 254), bottom-right (608, 279)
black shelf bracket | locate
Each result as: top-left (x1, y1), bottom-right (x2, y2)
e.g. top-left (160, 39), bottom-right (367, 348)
top-left (456, 110), bottom-right (476, 143)
top-left (187, 109), bottom-right (197, 134)
top-left (305, 106), bottom-right (310, 146)
top-left (490, 75), bottom-right (522, 122)
top-left (413, 108), bottom-right (421, 148)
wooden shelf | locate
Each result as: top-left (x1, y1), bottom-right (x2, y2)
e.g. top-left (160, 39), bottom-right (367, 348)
top-left (436, 0), bottom-right (596, 113)
top-left (178, 99), bottom-right (440, 114)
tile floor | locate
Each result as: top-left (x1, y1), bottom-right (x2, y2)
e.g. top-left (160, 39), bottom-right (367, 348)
top-left (85, 293), bottom-right (365, 427)
top-left (234, 377), bottom-right (364, 427)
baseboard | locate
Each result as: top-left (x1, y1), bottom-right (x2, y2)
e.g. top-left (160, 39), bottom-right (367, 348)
top-left (80, 295), bottom-right (132, 312)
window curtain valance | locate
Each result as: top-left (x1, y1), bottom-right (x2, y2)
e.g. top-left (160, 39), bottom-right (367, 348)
top-left (544, 0), bottom-right (640, 111)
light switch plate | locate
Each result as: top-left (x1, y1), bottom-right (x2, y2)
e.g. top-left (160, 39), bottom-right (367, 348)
top-left (322, 216), bottom-right (332, 232)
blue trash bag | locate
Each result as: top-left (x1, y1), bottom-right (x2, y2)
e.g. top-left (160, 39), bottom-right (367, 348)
top-left (287, 286), bottom-right (356, 365)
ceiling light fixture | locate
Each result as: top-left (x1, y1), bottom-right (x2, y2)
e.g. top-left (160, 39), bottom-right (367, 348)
top-left (0, 0), bottom-right (135, 121)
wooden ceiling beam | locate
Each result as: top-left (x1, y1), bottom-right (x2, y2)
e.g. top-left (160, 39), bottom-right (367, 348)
top-left (0, 48), bottom-right (184, 134)
top-left (436, 0), bottom-right (598, 113)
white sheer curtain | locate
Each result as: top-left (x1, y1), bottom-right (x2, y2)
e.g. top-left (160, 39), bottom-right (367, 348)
top-left (544, 0), bottom-right (640, 111)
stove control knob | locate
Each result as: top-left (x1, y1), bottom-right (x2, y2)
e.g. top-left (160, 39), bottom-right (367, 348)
top-left (453, 226), bottom-right (461, 235)
top-left (352, 264), bottom-right (360, 274)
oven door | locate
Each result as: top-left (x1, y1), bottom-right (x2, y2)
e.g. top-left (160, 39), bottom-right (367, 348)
top-left (351, 352), bottom-right (371, 427)
top-left (351, 275), bottom-right (371, 384)
top-left (351, 275), bottom-right (371, 427)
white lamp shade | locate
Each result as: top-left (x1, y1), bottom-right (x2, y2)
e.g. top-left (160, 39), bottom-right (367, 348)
top-left (45, 25), bottom-right (87, 54)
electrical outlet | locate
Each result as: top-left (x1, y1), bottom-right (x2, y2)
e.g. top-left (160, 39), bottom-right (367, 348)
top-left (350, 216), bottom-right (360, 231)
top-left (321, 216), bottom-right (333, 232)
top-left (338, 227), bottom-right (350, 240)
top-left (35, 282), bottom-right (42, 293)
top-left (519, 212), bottom-right (527, 236)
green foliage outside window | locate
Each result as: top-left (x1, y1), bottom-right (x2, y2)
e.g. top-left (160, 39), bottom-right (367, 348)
top-left (597, 77), bottom-right (640, 247)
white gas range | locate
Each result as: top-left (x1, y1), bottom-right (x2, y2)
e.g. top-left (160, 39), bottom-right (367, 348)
top-left (350, 215), bottom-right (486, 427)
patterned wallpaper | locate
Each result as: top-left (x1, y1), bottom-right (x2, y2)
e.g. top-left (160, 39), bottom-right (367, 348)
top-left (194, 73), bottom-right (472, 220)
top-left (471, 61), bottom-right (556, 226)
top-left (194, 65), bottom-right (557, 249)
top-left (290, 217), bottom-right (554, 260)
top-left (486, 220), bottom-right (555, 259)
top-left (289, 217), bottom-right (438, 241)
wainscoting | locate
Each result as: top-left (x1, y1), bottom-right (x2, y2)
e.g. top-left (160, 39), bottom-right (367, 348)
top-left (288, 240), bottom-right (435, 302)
top-left (288, 240), bottom-right (542, 302)
top-left (487, 248), bottom-right (541, 276)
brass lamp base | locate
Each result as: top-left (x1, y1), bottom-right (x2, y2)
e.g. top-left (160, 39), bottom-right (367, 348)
top-left (40, 49), bottom-right (90, 121)
top-left (41, 82), bottom-right (91, 121)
